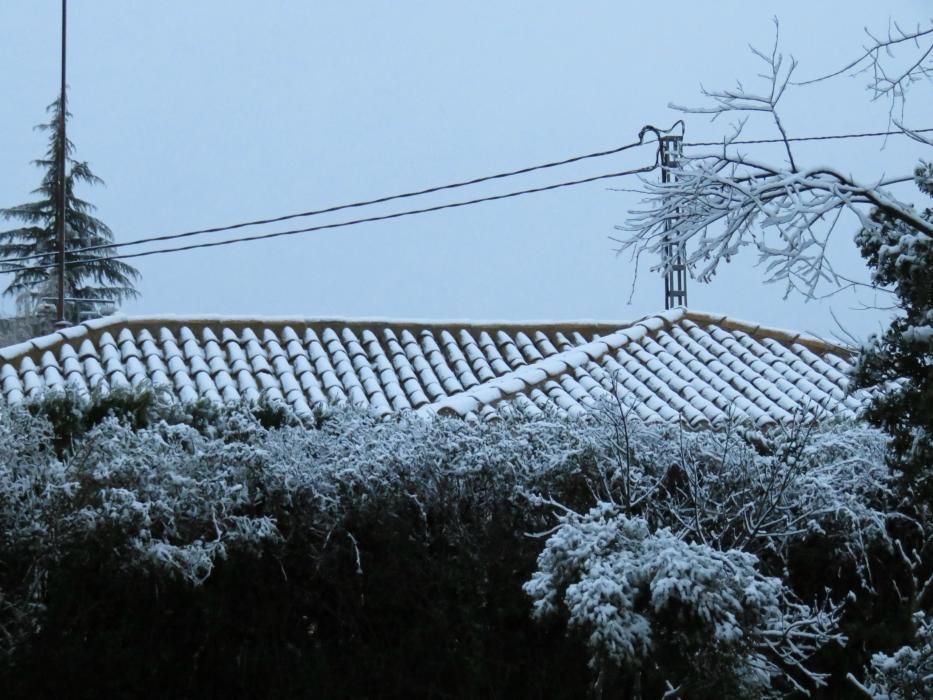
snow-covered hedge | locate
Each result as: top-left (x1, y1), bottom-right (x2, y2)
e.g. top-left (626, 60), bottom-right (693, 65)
top-left (525, 504), bottom-right (838, 698)
top-left (0, 395), bottom-right (913, 698)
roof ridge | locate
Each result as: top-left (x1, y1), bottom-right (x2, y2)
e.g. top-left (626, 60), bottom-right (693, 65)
top-left (0, 307), bottom-right (852, 366)
top-left (681, 309), bottom-right (854, 355)
top-left (418, 309), bottom-right (686, 418)
top-left (51, 313), bottom-right (650, 327)
top-left (0, 313), bottom-right (651, 363)
top-left (0, 314), bottom-right (127, 363)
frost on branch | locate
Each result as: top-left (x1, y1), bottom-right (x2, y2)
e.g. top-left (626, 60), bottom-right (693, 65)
top-left (801, 20), bottom-right (933, 124)
top-left (619, 151), bottom-right (930, 299)
top-left (527, 405), bottom-right (898, 695)
top-left (589, 403), bottom-right (894, 574)
top-left (615, 20), bottom-right (933, 300)
top-left (524, 503), bottom-right (841, 697)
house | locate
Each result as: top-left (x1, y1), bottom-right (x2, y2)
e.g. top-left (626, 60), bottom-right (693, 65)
top-left (0, 307), bottom-right (863, 428)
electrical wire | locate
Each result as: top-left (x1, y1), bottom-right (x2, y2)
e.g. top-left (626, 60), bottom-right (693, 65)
top-left (684, 126), bottom-right (933, 147)
top-left (4, 162), bottom-right (659, 274)
top-left (2, 125), bottom-right (930, 269)
top-left (0, 137), bottom-right (656, 265)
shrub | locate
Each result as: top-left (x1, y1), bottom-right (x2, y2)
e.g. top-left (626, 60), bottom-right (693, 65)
top-left (0, 394), bottom-right (909, 698)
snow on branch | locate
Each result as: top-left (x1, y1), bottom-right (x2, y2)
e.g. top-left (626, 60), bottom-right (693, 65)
top-left (524, 503), bottom-right (843, 697)
top-left (670, 19), bottom-right (799, 170)
top-left (798, 19), bottom-right (933, 123)
top-left (617, 151), bottom-right (928, 298)
top-left (615, 20), bottom-right (933, 300)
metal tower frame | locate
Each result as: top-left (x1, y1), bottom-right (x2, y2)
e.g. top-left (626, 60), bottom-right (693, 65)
top-left (660, 134), bottom-right (687, 310)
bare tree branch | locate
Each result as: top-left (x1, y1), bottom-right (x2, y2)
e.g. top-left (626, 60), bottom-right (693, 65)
top-left (616, 18), bottom-right (933, 301)
top-left (671, 19), bottom-right (799, 170)
top-left (616, 149), bottom-right (929, 299)
top-left (797, 19), bottom-right (933, 122)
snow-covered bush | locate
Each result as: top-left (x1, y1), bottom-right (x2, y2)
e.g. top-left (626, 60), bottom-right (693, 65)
top-left (0, 393), bottom-right (909, 697)
top-left (0, 402), bottom-right (595, 686)
top-left (68, 417), bottom-right (280, 583)
top-left (854, 161), bottom-right (933, 509)
top-left (0, 409), bottom-right (282, 665)
top-left (588, 403), bottom-right (894, 573)
top-left (854, 613), bottom-right (933, 699)
top-left (525, 502), bottom-right (840, 697)
top-left (28, 384), bottom-right (225, 455)
top-left (0, 407), bottom-right (60, 658)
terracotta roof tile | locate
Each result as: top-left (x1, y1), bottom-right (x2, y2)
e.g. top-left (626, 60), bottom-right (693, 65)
top-left (0, 309), bottom-right (864, 427)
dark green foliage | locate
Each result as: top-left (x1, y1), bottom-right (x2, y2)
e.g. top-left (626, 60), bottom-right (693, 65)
top-left (4, 540), bottom-right (589, 700)
top-left (27, 385), bottom-right (220, 456)
top-left (854, 162), bottom-right (933, 506)
top-left (0, 95), bottom-right (140, 319)
top-left (847, 162), bottom-right (933, 697)
top-left (787, 529), bottom-right (919, 696)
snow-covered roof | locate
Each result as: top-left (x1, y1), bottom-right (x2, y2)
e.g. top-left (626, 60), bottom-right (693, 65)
top-left (0, 308), bottom-right (863, 427)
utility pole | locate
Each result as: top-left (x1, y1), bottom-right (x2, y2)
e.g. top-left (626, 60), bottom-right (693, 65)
top-left (660, 133), bottom-right (687, 310)
top-left (55, 0), bottom-right (68, 327)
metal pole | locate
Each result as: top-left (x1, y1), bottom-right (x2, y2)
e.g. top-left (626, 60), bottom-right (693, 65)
top-left (661, 134), bottom-right (687, 310)
top-left (55, 0), bottom-right (67, 327)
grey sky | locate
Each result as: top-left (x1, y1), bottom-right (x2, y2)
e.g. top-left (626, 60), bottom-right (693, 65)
top-left (1, 2), bottom-right (930, 341)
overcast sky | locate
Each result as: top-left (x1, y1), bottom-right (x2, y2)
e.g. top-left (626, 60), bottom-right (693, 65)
top-left (0, 1), bottom-right (930, 341)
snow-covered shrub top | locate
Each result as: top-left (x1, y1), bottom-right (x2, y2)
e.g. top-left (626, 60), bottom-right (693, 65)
top-left (583, 405), bottom-right (893, 568)
top-left (0, 397), bottom-right (897, 693)
top-left (524, 503), bottom-right (838, 696)
top-left (0, 405), bottom-right (594, 588)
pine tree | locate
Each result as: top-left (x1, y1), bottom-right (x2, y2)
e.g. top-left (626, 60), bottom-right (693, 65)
top-left (0, 95), bottom-right (140, 322)
top-left (854, 161), bottom-right (933, 505)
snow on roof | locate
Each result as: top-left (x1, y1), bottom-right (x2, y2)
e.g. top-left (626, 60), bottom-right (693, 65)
top-left (0, 308), bottom-right (864, 428)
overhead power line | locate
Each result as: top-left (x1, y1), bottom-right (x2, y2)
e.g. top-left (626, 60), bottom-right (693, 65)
top-left (6, 163), bottom-right (659, 275)
top-left (2, 137), bottom-right (657, 266)
top-left (2, 125), bottom-right (930, 271)
top-left (684, 126), bottom-right (933, 147)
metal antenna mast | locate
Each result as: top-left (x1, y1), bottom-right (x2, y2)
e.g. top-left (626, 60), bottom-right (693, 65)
top-left (660, 133), bottom-right (687, 309)
top-left (55, 0), bottom-right (68, 327)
